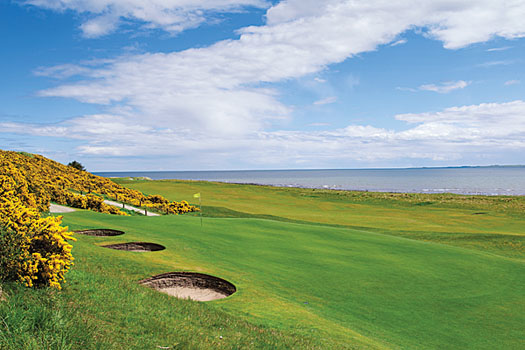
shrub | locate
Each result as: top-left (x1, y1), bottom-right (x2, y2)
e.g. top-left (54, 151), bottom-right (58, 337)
top-left (67, 160), bottom-right (85, 171)
top-left (0, 226), bottom-right (24, 283)
top-left (1, 150), bottom-right (198, 216)
top-left (0, 149), bottom-right (198, 290)
top-left (0, 175), bottom-right (75, 289)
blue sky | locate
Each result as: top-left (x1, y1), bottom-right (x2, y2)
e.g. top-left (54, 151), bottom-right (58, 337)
top-left (1, 0), bottom-right (524, 171)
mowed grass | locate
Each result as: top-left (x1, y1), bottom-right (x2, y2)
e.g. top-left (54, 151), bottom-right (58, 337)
top-left (2, 180), bottom-right (524, 349)
top-left (56, 197), bottom-right (524, 349)
top-left (115, 179), bottom-right (525, 258)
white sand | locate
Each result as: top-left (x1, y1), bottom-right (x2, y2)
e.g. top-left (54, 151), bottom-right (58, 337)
top-left (49, 203), bottom-right (76, 213)
top-left (158, 287), bottom-right (229, 301)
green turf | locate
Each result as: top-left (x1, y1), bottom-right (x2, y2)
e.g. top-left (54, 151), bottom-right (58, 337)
top-left (114, 179), bottom-right (525, 259)
top-left (2, 181), bottom-right (524, 349)
top-left (57, 206), bottom-right (523, 349)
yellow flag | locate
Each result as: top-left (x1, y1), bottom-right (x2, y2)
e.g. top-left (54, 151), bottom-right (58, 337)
top-left (193, 193), bottom-right (201, 198)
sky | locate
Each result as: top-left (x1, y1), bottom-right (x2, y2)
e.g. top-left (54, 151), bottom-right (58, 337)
top-left (1, 0), bottom-right (524, 171)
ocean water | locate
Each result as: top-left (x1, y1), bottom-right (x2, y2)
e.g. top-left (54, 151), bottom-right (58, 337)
top-left (95, 167), bottom-right (525, 196)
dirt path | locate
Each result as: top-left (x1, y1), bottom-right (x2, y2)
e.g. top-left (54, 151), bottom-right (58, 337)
top-left (50, 200), bottom-right (159, 216)
top-left (103, 199), bottom-right (160, 216)
top-left (49, 203), bottom-right (76, 213)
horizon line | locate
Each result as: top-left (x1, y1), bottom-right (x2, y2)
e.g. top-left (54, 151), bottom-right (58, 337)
top-left (93, 164), bottom-right (525, 173)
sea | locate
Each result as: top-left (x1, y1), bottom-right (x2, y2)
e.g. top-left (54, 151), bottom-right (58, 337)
top-left (95, 166), bottom-right (525, 196)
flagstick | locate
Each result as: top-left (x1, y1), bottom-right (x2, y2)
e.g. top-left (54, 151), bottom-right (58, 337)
top-left (199, 195), bottom-right (202, 227)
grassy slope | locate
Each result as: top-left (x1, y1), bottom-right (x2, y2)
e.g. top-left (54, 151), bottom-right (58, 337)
top-left (1, 215), bottom-right (328, 349)
top-left (56, 178), bottom-right (524, 350)
top-left (2, 180), bottom-right (524, 349)
top-left (115, 179), bottom-right (525, 259)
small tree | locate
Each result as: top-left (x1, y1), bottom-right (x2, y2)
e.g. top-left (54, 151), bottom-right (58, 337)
top-left (67, 160), bottom-right (85, 171)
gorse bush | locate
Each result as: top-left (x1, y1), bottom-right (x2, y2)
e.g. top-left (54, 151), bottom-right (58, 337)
top-left (0, 175), bottom-right (75, 289)
top-left (0, 149), bottom-right (197, 289)
top-left (0, 225), bottom-right (24, 283)
top-left (1, 150), bottom-right (198, 215)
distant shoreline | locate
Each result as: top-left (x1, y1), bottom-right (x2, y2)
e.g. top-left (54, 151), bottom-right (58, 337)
top-left (99, 167), bottom-right (525, 197)
top-left (137, 179), bottom-right (525, 197)
top-left (95, 164), bottom-right (525, 173)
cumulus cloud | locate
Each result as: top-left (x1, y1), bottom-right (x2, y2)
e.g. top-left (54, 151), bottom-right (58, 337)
top-left (21, 0), bottom-right (525, 166)
top-left (36, 1), bottom-right (525, 136)
top-left (80, 14), bottom-right (120, 38)
top-left (3, 101), bottom-right (524, 167)
top-left (25, 0), bottom-right (269, 37)
top-left (264, 0), bottom-right (525, 49)
top-left (419, 80), bottom-right (470, 94)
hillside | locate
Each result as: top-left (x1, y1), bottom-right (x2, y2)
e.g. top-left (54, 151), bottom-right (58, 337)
top-left (0, 150), bottom-right (197, 215)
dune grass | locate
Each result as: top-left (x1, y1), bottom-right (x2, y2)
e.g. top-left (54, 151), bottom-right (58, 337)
top-left (1, 180), bottom-right (524, 349)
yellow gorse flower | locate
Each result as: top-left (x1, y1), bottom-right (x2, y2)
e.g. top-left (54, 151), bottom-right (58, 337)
top-left (0, 150), bottom-right (197, 289)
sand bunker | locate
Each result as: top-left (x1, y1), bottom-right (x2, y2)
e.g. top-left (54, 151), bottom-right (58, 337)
top-left (74, 229), bottom-right (125, 236)
top-left (102, 242), bottom-right (165, 252)
top-left (139, 272), bottom-right (236, 301)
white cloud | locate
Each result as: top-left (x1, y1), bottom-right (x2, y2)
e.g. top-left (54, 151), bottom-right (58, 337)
top-left (398, 80), bottom-right (469, 94)
top-left (504, 80), bottom-right (520, 86)
top-left (3, 101), bottom-right (524, 167)
top-left (419, 80), bottom-right (470, 94)
top-left (314, 96), bottom-right (337, 105)
top-left (477, 60), bottom-right (516, 68)
top-left (21, 1), bottom-right (525, 167)
top-left (390, 38), bottom-right (407, 46)
top-left (486, 46), bottom-right (512, 52)
top-left (25, 0), bottom-right (269, 37)
top-left (395, 100), bottom-right (525, 135)
top-left (80, 14), bottom-right (120, 38)
top-left (34, 64), bottom-right (98, 79)
top-left (264, 0), bottom-right (525, 49)
top-left (36, 1), bottom-right (525, 138)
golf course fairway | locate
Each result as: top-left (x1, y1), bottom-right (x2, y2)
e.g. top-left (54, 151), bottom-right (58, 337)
top-left (2, 179), bottom-right (524, 349)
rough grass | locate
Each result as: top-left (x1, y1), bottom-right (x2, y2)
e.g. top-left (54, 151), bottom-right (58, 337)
top-left (1, 254), bottom-right (327, 350)
top-left (0, 282), bottom-right (103, 350)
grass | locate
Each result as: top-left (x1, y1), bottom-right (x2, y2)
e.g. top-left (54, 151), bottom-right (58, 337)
top-left (115, 179), bottom-right (525, 259)
top-left (2, 180), bottom-right (524, 349)
top-left (0, 282), bottom-right (103, 350)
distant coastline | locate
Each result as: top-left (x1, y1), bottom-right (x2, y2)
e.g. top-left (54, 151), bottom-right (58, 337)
top-left (96, 166), bottom-right (525, 196)
top-left (415, 165), bottom-right (525, 169)
top-left (96, 165), bottom-right (525, 173)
